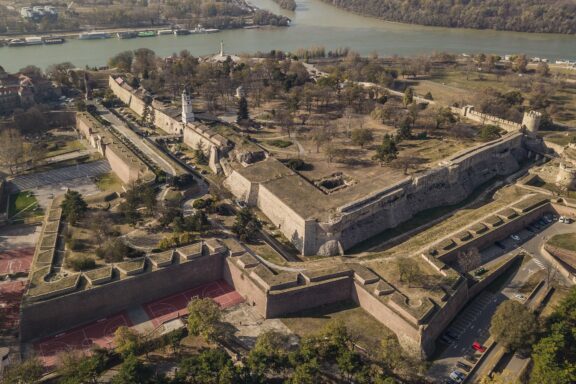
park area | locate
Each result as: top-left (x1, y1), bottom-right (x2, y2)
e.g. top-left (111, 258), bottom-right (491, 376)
top-left (33, 280), bottom-right (244, 368)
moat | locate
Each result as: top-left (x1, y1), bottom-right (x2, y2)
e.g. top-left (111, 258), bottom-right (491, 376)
top-left (1, 0), bottom-right (576, 72)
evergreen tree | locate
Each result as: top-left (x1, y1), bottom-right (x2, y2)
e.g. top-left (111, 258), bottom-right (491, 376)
top-left (237, 96), bottom-right (249, 123)
top-left (61, 190), bottom-right (88, 225)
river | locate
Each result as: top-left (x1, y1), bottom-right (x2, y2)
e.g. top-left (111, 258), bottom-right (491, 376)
top-left (1, 0), bottom-right (575, 72)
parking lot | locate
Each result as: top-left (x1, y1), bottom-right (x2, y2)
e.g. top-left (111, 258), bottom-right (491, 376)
top-left (429, 214), bottom-right (572, 383)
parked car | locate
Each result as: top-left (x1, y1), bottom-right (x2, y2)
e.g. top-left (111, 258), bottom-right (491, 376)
top-left (510, 234), bottom-right (521, 241)
top-left (456, 361), bottom-right (472, 372)
top-left (495, 241), bottom-right (506, 250)
top-left (450, 371), bottom-right (465, 383)
top-left (474, 267), bottom-right (487, 277)
top-left (514, 293), bottom-right (526, 301)
top-left (472, 341), bottom-right (487, 353)
top-left (446, 330), bottom-right (459, 340)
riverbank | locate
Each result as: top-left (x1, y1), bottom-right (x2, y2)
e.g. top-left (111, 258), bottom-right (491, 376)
top-left (2, 0), bottom-right (575, 72)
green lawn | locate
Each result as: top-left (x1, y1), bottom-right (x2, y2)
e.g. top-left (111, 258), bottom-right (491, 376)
top-left (267, 139), bottom-right (293, 148)
top-left (548, 233), bottom-right (576, 252)
top-left (94, 172), bottom-right (122, 192)
top-left (8, 192), bottom-right (40, 218)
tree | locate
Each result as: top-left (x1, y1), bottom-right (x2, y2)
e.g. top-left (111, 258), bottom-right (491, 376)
top-left (403, 87), bottom-right (414, 106)
top-left (177, 348), bottom-right (236, 384)
top-left (232, 207), bottom-right (262, 242)
top-left (2, 357), bottom-right (44, 384)
top-left (194, 141), bottom-right (208, 165)
top-left (14, 107), bottom-right (48, 136)
top-left (57, 348), bottom-right (109, 384)
top-left (236, 96), bottom-right (249, 123)
top-left (248, 331), bottom-right (290, 377)
top-left (479, 125), bottom-right (502, 141)
top-left (61, 190), bottom-right (88, 225)
top-left (114, 326), bottom-right (143, 358)
top-left (490, 300), bottom-right (538, 351)
top-left (373, 134), bottom-right (398, 165)
top-left (187, 297), bottom-right (224, 342)
top-left (392, 156), bottom-right (423, 175)
top-left (112, 354), bottom-right (153, 384)
top-left (351, 128), bottom-right (374, 148)
top-left (397, 258), bottom-right (421, 287)
top-left (530, 287), bottom-right (576, 384)
top-left (513, 54), bottom-right (528, 73)
top-left (456, 247), bottom-right (482, 273)
top-left (397, 116), bottom-right (412, 140)
top-left (288, 360), bottom-right (320, 384)
top-left (109, 51), bottom-right (134, 72)
top-left (536, 62), bottom-right (550, 77)
top-left (0, 129), bottom-right (25, 175)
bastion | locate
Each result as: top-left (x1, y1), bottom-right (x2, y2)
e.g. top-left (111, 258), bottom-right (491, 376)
top-left (225, 132), bottom-right (536, 255)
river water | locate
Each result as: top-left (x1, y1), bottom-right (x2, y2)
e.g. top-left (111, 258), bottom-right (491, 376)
top-left (1, 0), bottom-right (575, 72)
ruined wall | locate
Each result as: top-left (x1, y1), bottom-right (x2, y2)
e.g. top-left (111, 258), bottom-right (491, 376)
top-left (20, 253), bottom-right (224, 342)
top-left (311, 133), bottom-right (526, 255)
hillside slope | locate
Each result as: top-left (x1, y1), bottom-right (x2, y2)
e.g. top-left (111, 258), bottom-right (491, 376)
top-left (321, 0), bottom-right (576, 34)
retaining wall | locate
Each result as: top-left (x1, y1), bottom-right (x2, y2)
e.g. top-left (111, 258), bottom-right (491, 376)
top-left (20, 253), bottom-right (224, 342)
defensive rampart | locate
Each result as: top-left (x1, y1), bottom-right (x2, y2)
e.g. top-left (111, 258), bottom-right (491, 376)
top-left (226, 132), bottom-right (530, 255)
top-left (76, 113), bottom-right (154, 184)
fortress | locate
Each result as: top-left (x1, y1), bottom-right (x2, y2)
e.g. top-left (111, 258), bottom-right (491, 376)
top-left (225, 132), bottom-right (535, 256)
top-left (107, 74), bottom-right (546, 256)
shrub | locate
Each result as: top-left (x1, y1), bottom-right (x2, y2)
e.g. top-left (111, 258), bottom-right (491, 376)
top-left (268, 139), bottom-right (293, 148)
top-left (286, 158), bottom-right (306, 171)
top-left (68, 238), bottom-right (85, 251)
top-left (67, 256), bottom-right (96, 271)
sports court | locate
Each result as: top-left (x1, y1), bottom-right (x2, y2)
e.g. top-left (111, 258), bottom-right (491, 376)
top-left (0, 247), bottom-right (34, 275)
top-left (34, 313), bottom-right (131, 368)
top-left (0, 280), bottom-right (27, 330)
top-left (144, 280), bottom-right (244, 328)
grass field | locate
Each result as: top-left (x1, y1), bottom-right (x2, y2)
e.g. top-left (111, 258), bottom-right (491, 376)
top-left (8, 191), bottom-right (40, 218)
top-left (94, 172), bottom-right (122, 192)
top-left (548, 233), bottom-right (576, 252)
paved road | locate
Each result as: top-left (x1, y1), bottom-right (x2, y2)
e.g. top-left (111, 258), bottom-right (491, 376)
top-left (428, 220), bottom-right (575, 383)
top-left (9, 160), bottom-right (111, 191)
top-left (93, 104), bottom-right (179, 176)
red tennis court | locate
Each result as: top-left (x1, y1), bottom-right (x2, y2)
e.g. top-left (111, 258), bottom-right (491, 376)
top-left (34, 313), bottom-right (132, 368)
top-left (144, 280), bottom-right (244, 328)
top-left (0, 280), bottom-right (27, 330)
top-left (0, 247), bottom-right (34, 275)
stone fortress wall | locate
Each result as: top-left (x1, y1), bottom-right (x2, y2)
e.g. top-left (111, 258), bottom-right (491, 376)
top-left (76, 112), bottom-right (155, 184)
top-left (20, 193), bottom-right (559, 358)
top-left (20, 200), bottom-right (228, 342)
top-left (108, 75), bottom-right (231, 173)
top-left (453, 106), bottom-right (542, 134)
top-left (226, 132), bottom-right (532, 256)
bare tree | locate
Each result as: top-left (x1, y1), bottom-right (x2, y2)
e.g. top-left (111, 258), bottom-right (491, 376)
top-left (457, 247), bottom-right (482, 273)
top-left (0, 129), bottom-right (25, 175)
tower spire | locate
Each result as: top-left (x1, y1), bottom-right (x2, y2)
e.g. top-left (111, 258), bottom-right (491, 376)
top-left (182, 88), bottom-right (194, 125)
